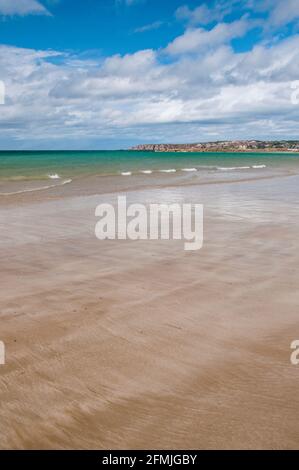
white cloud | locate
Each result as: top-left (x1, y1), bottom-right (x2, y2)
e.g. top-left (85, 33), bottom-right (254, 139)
top-left (1, 25), bottom-right (299, 147)
top-left (0, 0), bottom-right (50, 16)
top-left (175, 1), bottom-right (244, 26)
top-left (176, 0), bottom-right (299, 30)
top-left (176, 4), bottom-right (224, 25)
top-left (166, 18), bottom-right (250, 55)
top-left (268, 0), bottom-right (299, 27)
top-left (134, 21), bottom-right (163, 33)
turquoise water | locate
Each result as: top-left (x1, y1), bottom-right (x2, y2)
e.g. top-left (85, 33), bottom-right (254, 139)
top-left (0, 150), bottom-right (298, 181)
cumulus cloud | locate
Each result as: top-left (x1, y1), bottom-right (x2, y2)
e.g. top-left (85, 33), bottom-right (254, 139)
top-left (166, 18), bottom-right (250, 55)
top-left (176, 3), bottom-right (225, 25)
top-left (0, 0), bottom-right (50, 16)
top-left (175, 1), bottom-right (246, 26)
top-left (177, 0), bottom-right (299, 30)
top-left (268, 0), bottom-right (299, 27)
top-left (1, 13), bottom-right (299, 147)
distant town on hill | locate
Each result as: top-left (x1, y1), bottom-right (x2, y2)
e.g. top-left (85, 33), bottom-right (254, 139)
top-left (131, 140), bottom-right (299, 153)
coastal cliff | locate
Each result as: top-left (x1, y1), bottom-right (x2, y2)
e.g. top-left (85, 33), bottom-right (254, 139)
top-left (131, 140), bottom-right (299, 153)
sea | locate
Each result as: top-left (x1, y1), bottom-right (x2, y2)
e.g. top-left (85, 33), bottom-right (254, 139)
top-left (0, 150), bottom-right (298, 196)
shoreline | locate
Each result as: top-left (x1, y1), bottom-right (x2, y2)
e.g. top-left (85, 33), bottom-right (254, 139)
top-left (0, 168), bottom-right (297, 207)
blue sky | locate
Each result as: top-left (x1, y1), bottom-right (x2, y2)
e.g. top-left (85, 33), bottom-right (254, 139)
top-left (0, 0), bottom-right (268, 54)
top-left (0, 0), bottom-right (299, 149)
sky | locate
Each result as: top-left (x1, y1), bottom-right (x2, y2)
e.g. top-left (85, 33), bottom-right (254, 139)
top-left (0, 0), bottom-right (299, 149)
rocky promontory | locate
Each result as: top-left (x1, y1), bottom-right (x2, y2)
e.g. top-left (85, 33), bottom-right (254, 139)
top-left (131, 140), bottom-right (299, 153)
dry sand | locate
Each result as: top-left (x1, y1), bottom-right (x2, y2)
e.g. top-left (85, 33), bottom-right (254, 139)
top-left (0, 174), bottom-right (299, 449)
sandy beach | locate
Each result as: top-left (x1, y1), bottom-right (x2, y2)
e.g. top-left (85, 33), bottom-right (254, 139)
top-left (2, 0), bottom-right (299, 454)
top-left (1, 171), bottom-right (299, 449)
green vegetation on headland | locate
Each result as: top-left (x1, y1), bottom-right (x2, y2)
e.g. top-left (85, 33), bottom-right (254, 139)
top-left (131, 140), bottom-right (299, 153)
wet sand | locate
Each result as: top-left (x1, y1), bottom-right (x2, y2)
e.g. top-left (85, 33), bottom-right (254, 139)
top-left (0, 173), bottom-right (299, 449)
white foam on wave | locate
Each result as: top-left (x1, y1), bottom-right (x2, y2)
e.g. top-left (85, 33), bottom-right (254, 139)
top-left (0, 179), bottom-right (72, 196)
top-left (181, 168), bottom-right (197, 172)
top-left (252, 164), bottom-right (266, 169)
top-left (121, 172), bottom-right (132, 176)
top-left (48, 174), bottom-right (61, 179)
top-left (159, 169), bottom-right (176, 173)
top-left (217, 166), bottom-right (251, 171)
top-left (141, 170), bottom-right (153, 174)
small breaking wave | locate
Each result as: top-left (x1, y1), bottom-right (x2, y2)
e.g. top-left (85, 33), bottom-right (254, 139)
top-left (217, 166), bottom-right (251, 171)
top-left (117, 164), bottom-right (267, 178)
top-left (217, 164), bottom-right (267, 171)
top-left (48, 173), bottom-right (61, 179)
top-left (0, 179), bottom-right (72, 196)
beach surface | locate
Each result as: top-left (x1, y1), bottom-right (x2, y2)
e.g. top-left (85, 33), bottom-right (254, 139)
top-left (1, 162), bottom-right (299, 449)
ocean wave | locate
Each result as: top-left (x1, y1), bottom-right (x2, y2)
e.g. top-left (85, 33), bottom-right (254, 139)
top-left (159, 169), bottom-right (177, 173)
top-left (48, 173), bottom-right (61, 179)
top-left (217, 166), bottom-right (251, 171)
top-left (181, 168), bottom-right (197, 172)
top-left (140, 170), bottom-right (153, 174)
top-left (217, 164), bottom-right (267, 171)
top-left (121, 172), bottom-right (132, 176)
top-left (0, 179), bottom-right (72, 196)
